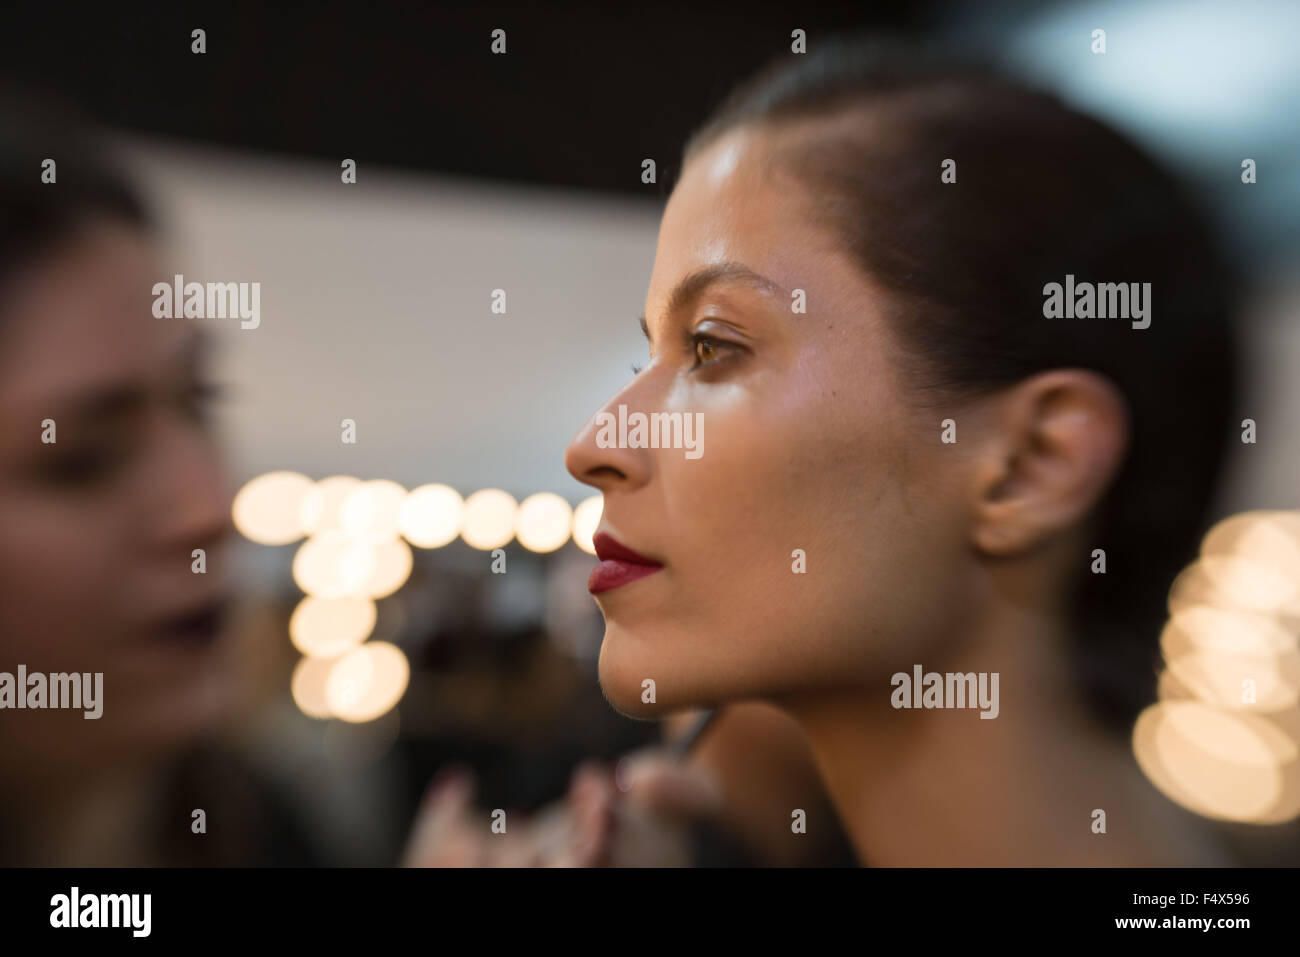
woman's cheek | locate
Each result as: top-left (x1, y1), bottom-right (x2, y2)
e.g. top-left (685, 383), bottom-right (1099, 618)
top-left (0, 507), bottom-right (116, 660)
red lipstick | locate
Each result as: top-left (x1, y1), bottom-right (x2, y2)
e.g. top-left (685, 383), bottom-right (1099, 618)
top-left (589, 532), bottom-right (664, 594)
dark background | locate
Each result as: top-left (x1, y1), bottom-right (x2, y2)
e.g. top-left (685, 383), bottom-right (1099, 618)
top-left (0, 0), bottom-right (956, 194)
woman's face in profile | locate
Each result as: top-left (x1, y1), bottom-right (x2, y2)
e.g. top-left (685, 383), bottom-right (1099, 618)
top-left (566, 124), bottom-right (982, 716)
top-left (0, 219), bottom-right (235, 766)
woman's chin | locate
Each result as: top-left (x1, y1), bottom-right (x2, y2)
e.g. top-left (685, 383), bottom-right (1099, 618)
top-left (598, 626), bottom-right (675, 718)
top-left (596, 623), bottom-right (723, 718)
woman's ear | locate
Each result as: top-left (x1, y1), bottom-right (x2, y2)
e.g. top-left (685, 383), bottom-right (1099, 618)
top-left (968, 369), bottom-right (1130, 557)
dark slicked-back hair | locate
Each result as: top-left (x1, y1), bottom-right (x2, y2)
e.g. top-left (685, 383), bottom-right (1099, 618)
top-left (0, 87), bottom-right (152, 301)
top-left (683, 36), bottom-right (1242, 734)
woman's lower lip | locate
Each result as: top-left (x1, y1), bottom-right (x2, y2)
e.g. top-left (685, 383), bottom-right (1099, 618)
top-left (588, 559), bottom-right (663, 594)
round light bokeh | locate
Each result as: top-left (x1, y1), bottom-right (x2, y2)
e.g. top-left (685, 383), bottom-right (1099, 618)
top-left (571, 495), bottom-right (603, 555)
top-left (291, 656), bottom-right (336, 719)
top-left (326, 641), bottom-right (411, 723)
top-left (292, 536), bottom-right (377, 598)
top-left (1133, 701), bottom-right (1300, 823)
top-left (340, 479), bottom-right (408, 544)
top-left (461, 488), bottom-right (517, 550)
top-left (399, 483), bottom-right (464, 548)
top-left (516, 492), bottom-right (573, 553)
top-left (232, 471), bottom-right (315, 545)
top-left (289, 596), bottom-right (378, 658)
top-left (360, 539), bottom-right (414, 599)
top-left (299, 475), bottom-right (362, 536)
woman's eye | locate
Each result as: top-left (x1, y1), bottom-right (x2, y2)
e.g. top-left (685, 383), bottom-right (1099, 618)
top-left (40, 446), bottom-right (126, 488)
top-left (691, 334), bottom-right (735, 368)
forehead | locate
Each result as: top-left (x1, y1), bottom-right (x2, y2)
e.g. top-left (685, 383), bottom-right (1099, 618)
top-left (647, 126), bottom-right (844, 313)
top-left (648, 125), bottom-right (887, 327)
top-left (0, 221), bottom-right (187, 405)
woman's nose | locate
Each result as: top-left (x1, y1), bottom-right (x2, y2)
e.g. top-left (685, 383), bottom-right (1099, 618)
top-left (143, 415), bottom-right (234, 554)
top-left (565, 395), bottom-right (653, 494)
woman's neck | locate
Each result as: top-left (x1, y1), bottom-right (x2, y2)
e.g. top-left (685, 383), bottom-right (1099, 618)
top-left (779, 598), bottom-right (1230, 866)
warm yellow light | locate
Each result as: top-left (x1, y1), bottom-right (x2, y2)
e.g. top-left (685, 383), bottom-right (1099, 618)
top-left (232, 471), bottom-right (314, 545)
top-left (1133, 701), bottom-right (1296, 823)
top-left (340, 479), bottom-right (408, 544)
top-left (1141, 509), bottom-right (1300, 825)
top-left (1157, 669), bottom-right (1195, 702)
top-left (291, 656), bottom-right (335, 719)
top-left (289, 596), bottom-right (377, 658)
top-left (515, 492), bottom-right (573, 553)
top-left (360, 539), bottom-right (414, 599)
top-left (1163, 643), bottom-right (1300, 713)
top-left (572, 495), bottom-right (603, 555)
top-left (1203, 553), bottom-right (1299, 614)
top-left (1202, 510), bottom-right (1300, 572)
top-left (461, 489), bottom-right (517, 550)
top-left (292, 536), bottom-right (376, 598)
top-left (1167, 560), bottom-right (1220, 616)
top-left (326, 641), bottom-right (410, 723)
top-left (299, 475), bottom-right (362, 536)
top-left (399, 483), bottom-right (464, 548)
top-left (1168, 603), bottom-right (1297, 658)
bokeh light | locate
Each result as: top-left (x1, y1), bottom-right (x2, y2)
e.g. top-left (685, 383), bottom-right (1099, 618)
top-left (326, 641), bottom-right (411, 723)
top-left (399, 483), bottom-right (464, 548)
top-left (290, 656), bottom-right (336, 719)
top-left (340, 479), bottom-right (408, 544)
top-left (1142, 508), bottom-right (1300, 823)
top-left (515, 492), bottom-right (573, 553)
top-left (289, 596), bottom-right (378, 658)
top-left (1133, 701), bottom-right (1300, 823)
top-left (292, 536), bottom-right (377, 598)
top-left (359, 539), bottom-right (414, 599)
top-left (299, 475), bottom-right (362, 536)
top-left (232, 471), bottom-right (315, 545)
top-left (461, 488), bottom-right (517, 550)
top-left (572, 494), bottom-right (603, 555)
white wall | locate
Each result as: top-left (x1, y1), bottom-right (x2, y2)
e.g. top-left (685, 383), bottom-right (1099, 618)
top-left (117, 136), bottom-right (663, 505)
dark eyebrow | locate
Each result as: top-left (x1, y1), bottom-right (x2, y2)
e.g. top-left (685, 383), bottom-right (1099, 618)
top-left (638, 261), bottom-right (787, 346)
top-left (69, 384), bottom-right (151, 421)
top-left (58, 331), bottom-right (208, 421)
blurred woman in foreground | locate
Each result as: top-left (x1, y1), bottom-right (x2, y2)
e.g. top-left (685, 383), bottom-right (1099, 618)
top-left (0, 94), bottom-right (319, 865)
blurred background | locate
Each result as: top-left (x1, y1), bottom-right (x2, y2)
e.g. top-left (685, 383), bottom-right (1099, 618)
top-left (2, 0), bottom-right (1297, 864)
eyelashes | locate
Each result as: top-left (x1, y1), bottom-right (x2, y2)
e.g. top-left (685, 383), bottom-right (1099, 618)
top-left (689, 332), bottom-right (745, 371)
top-left (629, 333), bottom-right (742, 377)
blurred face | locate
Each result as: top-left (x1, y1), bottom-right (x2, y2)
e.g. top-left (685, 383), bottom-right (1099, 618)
top-left (0, 219), bottom-right (235, 774)
top-left (565, 125), bottom-right (983, 717)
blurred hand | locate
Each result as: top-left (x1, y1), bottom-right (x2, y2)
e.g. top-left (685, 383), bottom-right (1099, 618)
top-left (401, 763), bottom-right (616, 867)
top-left (600, 749), bottom-right (727, 867)
top-left (401, 752), bottom-right (725, 867)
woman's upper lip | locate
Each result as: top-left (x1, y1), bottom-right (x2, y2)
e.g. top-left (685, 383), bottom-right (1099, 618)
top-left (593, 531), bottom-right (663, 566)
